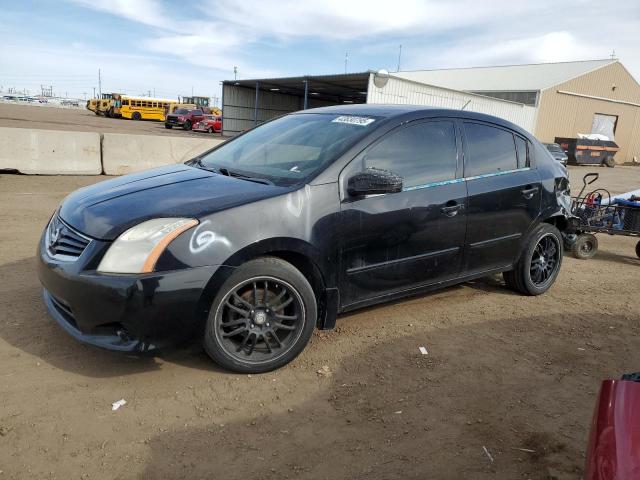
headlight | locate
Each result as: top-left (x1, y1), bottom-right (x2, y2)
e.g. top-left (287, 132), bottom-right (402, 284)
top-left (97, 218), bottom-right (198, 274)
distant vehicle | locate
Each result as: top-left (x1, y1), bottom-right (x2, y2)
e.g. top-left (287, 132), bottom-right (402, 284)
top-left (86, 99), bottom-right (100, 114)
top-left (38, 105), bottom-right (573, 373)
top-left (164, 108), bottom-right (205, 130)
top-left (120, 96), bottom-right (173, 121)
top-left (181, 95), bottom-right (210, 108)
top-left (543, 143), bottom-right (568, 166)
top-left (584, 372), bottom-right (640, 479)
top-left (192, 114), bottom-right (222, 134)
top-left (164, 102), bottom-right (221, 119)
top-left (555, 136), bottom-right (619, 168)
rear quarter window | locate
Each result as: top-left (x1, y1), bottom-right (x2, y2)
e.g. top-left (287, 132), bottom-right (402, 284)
top-left (464, 122), bottom-right (518, 177)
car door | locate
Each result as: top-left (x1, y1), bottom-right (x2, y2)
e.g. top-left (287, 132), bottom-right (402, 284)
top-left (191, 110), bottom-right (204, 125)
top-left (339, 119), bottom-right (467, 307)
top-left (462, 121), bottom-right (541, 274)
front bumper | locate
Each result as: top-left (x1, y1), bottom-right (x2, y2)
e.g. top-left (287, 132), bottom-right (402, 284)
top-left (165, 118), bottom-right (184, 127)
top-left (37, 231), bottom-right (225, 352)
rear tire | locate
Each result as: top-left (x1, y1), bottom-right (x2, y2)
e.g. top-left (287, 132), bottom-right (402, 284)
top-left (604, 156), bottom-right (616, 168)
top-left (571, 233), bottom-right (598, 260)
top-left (204, 257), bottom-right (317, 373)
top-left (132, 112), bottom-right (141, 121)
top-left (504, 223), bottom-right (563, 296)
top-left (635, 240), bottom-right (640, 259)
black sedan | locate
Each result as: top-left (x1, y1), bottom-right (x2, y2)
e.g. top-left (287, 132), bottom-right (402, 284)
top-left (38, 105), bottom-right (573, 373)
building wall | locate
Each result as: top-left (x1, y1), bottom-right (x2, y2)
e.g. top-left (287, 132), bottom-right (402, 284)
top-left (222, 84), bottom-right (335, 134)
top-left (535, 61), bottom-right (640, 163)
top-left (367, 75), bottom-right (537, 132)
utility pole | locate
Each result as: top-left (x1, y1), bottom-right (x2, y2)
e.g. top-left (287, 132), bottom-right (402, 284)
top-left (83, 92), bottom-right (87, 100)
top-left (148, 90), bottom-right (151, 97)
top-left (610, 49), bottom-right (617, 60)
top-left (98, 68), bottom-right (102, 98)
top-left (153, 88), bottom-right (155, 97)
top-left (397, 44), bottom-right (402, 71)
top-left (191, 85), bottom-right (194, 96)
top-left (344, 51), bottom-right (349, 74)
top-left (234, 66), bottom-right (238, 80)
top-left (93, 87), bottom-right (96, 98)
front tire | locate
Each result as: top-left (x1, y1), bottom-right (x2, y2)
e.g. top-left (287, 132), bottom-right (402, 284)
top-left (132, 112), bottom-right (142, 120)
top-left (204, 257), bottom-right (317, 373)
top-left (504, 223), bottom-right (563, 295)
top-left (183, 120), bottom-right (192, 131)
top-left (164, 124), bottom-right (172, 129)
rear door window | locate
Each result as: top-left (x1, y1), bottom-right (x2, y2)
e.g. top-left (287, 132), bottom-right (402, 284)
top-left (514, 136), bottom-right (529, 168)
top-left (362, 121), bottom-right (458, 188)
top-left (464, 122), bottom-right (518, 177)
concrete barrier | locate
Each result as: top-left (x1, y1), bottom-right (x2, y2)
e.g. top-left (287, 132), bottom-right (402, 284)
top-left (102, 133), bottom-right (225, 175)
top-left (0, 127), bottom-right (101, 174)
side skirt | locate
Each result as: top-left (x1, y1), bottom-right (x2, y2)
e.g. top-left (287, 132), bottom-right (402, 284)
top-left (339, 265), bottom-right (512, 314)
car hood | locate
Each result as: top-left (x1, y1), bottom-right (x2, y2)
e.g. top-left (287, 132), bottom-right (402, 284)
top-left (59, 164), bottom-right (289, 240)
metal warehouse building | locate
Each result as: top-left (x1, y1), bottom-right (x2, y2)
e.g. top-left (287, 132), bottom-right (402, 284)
top-left (221, 72), bottom-right (536, 134)
top-left (222, 59), bottom-right (640, 164)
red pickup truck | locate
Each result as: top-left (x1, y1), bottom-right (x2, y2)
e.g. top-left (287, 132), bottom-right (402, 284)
top-left (164, 108), bottom-right (205, 130)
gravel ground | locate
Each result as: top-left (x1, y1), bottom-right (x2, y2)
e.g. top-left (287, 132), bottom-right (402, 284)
top-left (0, 102), bottom-right (220, 138)
top-left (0, 166), bottom-right (638, 479)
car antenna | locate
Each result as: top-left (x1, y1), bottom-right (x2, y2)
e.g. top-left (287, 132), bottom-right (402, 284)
top-left (460, 100), bottom-right (471, 110)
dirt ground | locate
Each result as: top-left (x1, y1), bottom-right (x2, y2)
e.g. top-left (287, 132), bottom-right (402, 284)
top-left (0, 102), bottom-right (218, 138)
top-left (0, 166), bottom-right (639, 479)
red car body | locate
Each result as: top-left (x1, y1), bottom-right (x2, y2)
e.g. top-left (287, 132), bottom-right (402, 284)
top-left (192, 115), bottom-right (222, 134)
top-left (164, 108), bottom-right (206, 130)
top-left (585, 375), bottom-right (640, 479)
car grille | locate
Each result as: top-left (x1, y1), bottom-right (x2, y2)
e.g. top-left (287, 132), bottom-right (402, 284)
top-left (46, 215), bottom-right (91, 260)
top-left (166, 117), bottom-right (178, 124)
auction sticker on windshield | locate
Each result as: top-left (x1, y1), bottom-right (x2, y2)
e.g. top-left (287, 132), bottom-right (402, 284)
top-left (332, 116), bottom-right (375, 126)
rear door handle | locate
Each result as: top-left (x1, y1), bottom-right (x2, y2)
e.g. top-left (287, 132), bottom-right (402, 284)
top-left (521, 186), bottom-right (539, 199)
top-left (441, 202), bottom-right (462, 217)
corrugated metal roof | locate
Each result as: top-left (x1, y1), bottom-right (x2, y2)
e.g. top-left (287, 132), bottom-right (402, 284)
top-left (395, 59), bottom-right (616, 92)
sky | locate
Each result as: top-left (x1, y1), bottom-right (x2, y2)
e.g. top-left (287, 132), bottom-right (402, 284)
top-left (0, 0), bottom-right (639, 103)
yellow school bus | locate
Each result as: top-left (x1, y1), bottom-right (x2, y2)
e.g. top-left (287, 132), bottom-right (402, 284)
top-left (120, 96), bottom-right (173, 121)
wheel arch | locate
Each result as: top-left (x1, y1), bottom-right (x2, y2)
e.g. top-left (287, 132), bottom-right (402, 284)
top-left (197, 238), bottom-right (339, 331)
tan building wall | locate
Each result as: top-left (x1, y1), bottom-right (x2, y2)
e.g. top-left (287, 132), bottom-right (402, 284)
top-left (534, 61), bottom-right (640, 164)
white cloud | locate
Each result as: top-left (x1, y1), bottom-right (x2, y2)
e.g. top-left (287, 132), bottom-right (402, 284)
top-left (4, 0), bottom-right (640, 99)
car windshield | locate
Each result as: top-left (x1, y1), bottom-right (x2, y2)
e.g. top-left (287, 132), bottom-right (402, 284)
top-left (198, 113), bottom-right (379, 185)
top-left (175, 108), bottom-right (190, 114)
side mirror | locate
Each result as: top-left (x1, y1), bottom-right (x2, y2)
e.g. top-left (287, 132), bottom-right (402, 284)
top-left (347, 168), bottom-right (403, 196)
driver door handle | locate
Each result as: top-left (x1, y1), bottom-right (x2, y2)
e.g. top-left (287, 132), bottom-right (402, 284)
top-left (521, 185), bottom-right (539, 199)
top-left (441, 202), bottom-right (462, 217)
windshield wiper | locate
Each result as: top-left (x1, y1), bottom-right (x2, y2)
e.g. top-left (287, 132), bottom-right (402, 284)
top-left (217, 167), bottom-right (274, 185)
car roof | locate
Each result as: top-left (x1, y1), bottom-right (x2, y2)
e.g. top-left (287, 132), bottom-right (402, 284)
top-left (297, 104), bottom-right (532, 139)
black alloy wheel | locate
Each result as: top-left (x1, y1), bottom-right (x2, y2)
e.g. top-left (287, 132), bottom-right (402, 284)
top-left (215, 277), bottom-right (304, 362)
top-left (204, 257), bottom-right (316, 373)
top-left (504, 223), bottom-right (563, 295)
top-left (529, 233), bottom-right (561, 287)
